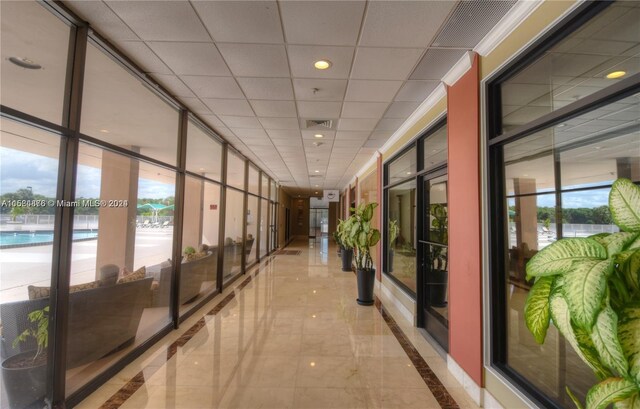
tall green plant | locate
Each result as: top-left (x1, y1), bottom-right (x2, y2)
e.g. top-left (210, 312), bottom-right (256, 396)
top-left (337, 218), bottom-right (353, 250)
top-left (13, 306), bottom-right (49, 361)
top-left (345, 203), bottom-right (381, 271)
top-left (524, 178), bottom-right (640, 409)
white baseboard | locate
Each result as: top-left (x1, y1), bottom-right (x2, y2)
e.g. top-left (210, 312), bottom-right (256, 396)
top-left (483, 389), bottom-right (505, 409)
top-left (378, 278), bottom-right (414, 325)
top-left (447, 356), bottom-right (482, 406)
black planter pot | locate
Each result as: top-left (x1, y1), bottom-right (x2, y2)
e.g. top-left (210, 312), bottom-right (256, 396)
top-left (337, 245), bottom-right (343, 256)
top-left (356, 268), bottom-right (376, 306)
top-left (341, 248), bottom-right (353, 271)
top-left (1, 351), bottom-right (47, 409)
top-left (429, 269), bottom-right (448, 307)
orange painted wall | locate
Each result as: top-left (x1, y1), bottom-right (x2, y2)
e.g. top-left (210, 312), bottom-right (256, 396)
top-left (447, 53), bottom-right (483, 386)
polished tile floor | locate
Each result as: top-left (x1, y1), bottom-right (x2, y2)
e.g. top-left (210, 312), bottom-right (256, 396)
top-left (78, 238), bottom-right (480, 409)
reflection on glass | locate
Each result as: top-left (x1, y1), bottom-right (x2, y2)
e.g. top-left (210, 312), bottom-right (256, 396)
top-left (500, 2), bottom-right (640, 133)
top-left (186, 119), bottom-right (222, 181)
top-left (81, 43), bottom-right (179, 165)
top-left (388, 147), bottom-right (416, 185)
top-left (248, 165), bottom-right (259, 195)
top-left (386, 179), bottom-right (417, 293)
top-left (359, 171), bottom-right (379, 269)
top-left (226, 151), bottom-right (245, 190)
top-left (261, 174), bottom-right (270, 198)
top-left (0, 119), bottom-right (59, 408)
top-left (260, 199), bottom-right (268, 257)
top-left (270, 181), bottom-right (277, 201)
top-left (180, 176), bottom-right (220, 315)
top-left (423, 125), bottom-right (447, 169)
top-left (246, 195), bottom-right (258, 266)
top-left (1, 1), bottom-right (70, 125)
top-left (223, 189), bottom-right (244, 282)
top-left (66, 143), bottom-right (174, 396)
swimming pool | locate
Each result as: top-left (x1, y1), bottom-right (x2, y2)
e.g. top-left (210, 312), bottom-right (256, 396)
top-left (0, 230), bottom-right (98, 247)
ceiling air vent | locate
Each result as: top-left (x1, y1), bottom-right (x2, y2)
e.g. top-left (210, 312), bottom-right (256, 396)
top-left (305, 119), bottom-right (333, 129)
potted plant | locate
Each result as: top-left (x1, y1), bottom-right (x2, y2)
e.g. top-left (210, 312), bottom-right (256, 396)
top-left (333, 230), bottom-right (343, 256)
top-left (388, 219), bottom-right (399, 272)
top-left (428, 203), bottom-right (448, 307)
top-left (1, 306), bottom-right (49, 408)
top-left (346, 202), bottom-right (381, 305)
top-left (524, 178), bottom-right (640, 409)
top-left (337, 219), bottom-right (354, 272)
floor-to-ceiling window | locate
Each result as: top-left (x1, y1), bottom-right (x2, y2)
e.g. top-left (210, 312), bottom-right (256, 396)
top-left (358, 169), bottom-right (379, 270)
top-left (223, 149), bottom-right (246, 283)
top-left (488, 2), bottom-right (639, 407)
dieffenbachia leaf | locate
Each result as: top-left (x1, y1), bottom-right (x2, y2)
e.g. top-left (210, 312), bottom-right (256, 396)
top-left (526, 238), bottom-right (607, 278)
top-left (592, 232), bottom-right (640, 257)
top-left (586, 377), bottom-right (638, 409)
top-left (610, 178), bottom-right (640, 233)
top-left (550, 293), bottom-right (611, 379)
top-left (616, 249), bottom-right (640, 292)
top-left (591, 307), bottom-right (629, 376)
top-left (567, 386), bottom-right (586, 409)
top-left (524, 276), bottom-right (554, 344)
top-left (563, 259), bottom-right (613, 330)
top-left (614, 393), bottom-right (640, 409)
top-left (618, 306), bottom-right (640, 385)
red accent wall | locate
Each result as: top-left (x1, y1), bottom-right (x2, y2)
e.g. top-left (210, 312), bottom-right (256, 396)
top-left (447, 53), bottom-right (483, 386)
top-left (376, 154), bottom-right (383, 281)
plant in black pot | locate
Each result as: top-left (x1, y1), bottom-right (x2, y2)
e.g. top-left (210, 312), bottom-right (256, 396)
top-left (388, 219), bottom-right (399, 273)
top-left (337, 219), bottom-right (354, 271)
top-left (428, 203), bottom-right (448, 307)
top-left (333, 230), bottom-right (343, 256)
top-left (2, 306), bottom-right (49, 408)
top-left (346, 202), bottom-right (381, 306)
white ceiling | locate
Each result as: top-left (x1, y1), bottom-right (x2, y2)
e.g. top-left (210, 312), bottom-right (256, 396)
top-left (62, 0), bottom-right (518, 196)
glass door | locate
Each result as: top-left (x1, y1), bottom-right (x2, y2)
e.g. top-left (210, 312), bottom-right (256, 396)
top-left (418, 172), bottom-right (449, 350)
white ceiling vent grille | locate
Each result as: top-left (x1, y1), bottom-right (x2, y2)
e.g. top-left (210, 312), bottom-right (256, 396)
top-left (305, 119), bottom-right (334, 129)
top-left (410, 49), bottom-right (467, 80)
top-left (432, 0), bottom-right (517, 48)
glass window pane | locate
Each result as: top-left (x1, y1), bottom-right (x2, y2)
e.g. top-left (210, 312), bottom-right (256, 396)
top-left (260, 199), bottom-right (268, 257)
top-left (67, 143), bottom-right (174, 395)
top-left (81, 43), bottom-right (179, 165)
top-left (246, 195), bottom-right (258, 265)
top-left (180, 176), bottom-right (220, 315)
top-left (261, 174), bottom-right (269, 198)
top-left (504, 130), bottom-right (556, 196)
top-left (0, 119), bottom-right (59, 409)
top-left (386, 179), bottom-right (417, 294)
top-left (270, 181), bottom-right (277, 201)
top-left (248, 165), bottom-right (259, 195)
top-left (223, 189), bottom-right (244, 282)
top-left (423, 125), bottom-right (447, 169)
top-left (1, 1), bottom-right (70, 125)
top-left (388, 147), bottom-right (416, 185)
top-left (500, 2), bottom-right (640, 133)
top-left (226, 150), bottom-right (245, 190)
top-left (186, 119), bottom-right (222, 181)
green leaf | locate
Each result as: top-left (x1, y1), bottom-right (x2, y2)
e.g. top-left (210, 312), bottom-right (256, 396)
top-left (616, 249), bottom-right (640, 292)
top-left (526, 238), bottom-right (607, 278)
top-left (575, 325), bottom-right (613, 380)
top-left (614, 393), bottom-right (640, 409)
top-left (550, 294), bottom-right (611, 379)
top-left (524, 276), bottom-right (554, 344)
top-left (563, 259), bottom-right (613, 330)
top-left (567, 386), bottom-right (586, 409)
top-left (592, 232), bottom-right (639, 256)
top-left (368, 230), bottom-right (381, 247)
top-left (618, 306), bottom-right (640, 385)
top-left (362, 203), bottom-right (375, 222)
top-left (592, 307), bottom-right (629, 376)
top-left (610, 178), bottom-right (640, 233)
top-left (585, 377), bottom-right (637, 409)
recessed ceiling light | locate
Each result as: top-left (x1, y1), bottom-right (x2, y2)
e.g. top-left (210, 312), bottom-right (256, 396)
top-left (605, 70), bottom-right (626, 79)
top-left (406, 171), bottom-right (411, 175)
top-left (315, 185), bottom-right (319, 187)
top-left (315, 170), bottom-right (320, 173)
top-left (100, 129), bottom-right (109, 133)
top-left (314, 60), bottom-right (332, 70)
top-left (314, 134), bottom-right (324, 138)
top-left (315, 191), bottom-right (318, 194)
top-left (595, 146), bottom-right (601, 150)
top-left (9, 57), bottom-right (42, 70)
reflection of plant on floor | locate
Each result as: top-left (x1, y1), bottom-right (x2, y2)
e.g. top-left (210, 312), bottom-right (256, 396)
top-left (524, 178), bottom-right (640, 409)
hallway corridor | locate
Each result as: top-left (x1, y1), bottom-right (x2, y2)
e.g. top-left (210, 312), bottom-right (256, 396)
top-left (77, 239), bottom-right (479, 409)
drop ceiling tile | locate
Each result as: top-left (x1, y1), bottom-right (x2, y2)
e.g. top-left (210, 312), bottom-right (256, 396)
top-left (364, 139), bottom-right (385, 148)
top-left (259, 117), bottom-right (300, 130)
top-left (341, 102), bottom-right (389, 118)
top-left (395, 81), bottom-right (440, 102)
top-left (148, 42), bottom-right (231, 76)
top-left (359, 1), bottom-right (456, 48)
top-left (336, 131), bottom-right (371, 140)
top-left (410, 49), bottom-right (467, 80)
top-left (181, 76), bottom-right (244, 99)
top-left (219, 116), bottom-right (263, 129)
top-left (193, 1), bottom-right (284, 44)
top-left (217, 44), bottom-right (290, 78)
top-left (198, 114), bottom-right (226, 130)
top-left (272, 139), bottom-right (302, 147)
top-left (243, 138), bottom-right (274, 146)
top-left (337, 118), bottom-right (379, 131)
top-left (106, 1), bottom-right (210, 42)
top-left (293, 79), bottom-right (348, 101)
top-left (351, 47), bottom-right (424, 80)
top-left (384, 101), bottom-right (420, 118)
top-left (301, 130), bottom-right (336, 140)
top-left (280, 1), bottom-right (365, 46)
top-left (333, 139), bottom-right (364, 148)
top-left (345, 80), bottom-right (403, 102)
top-left (369, 130), bottom-right (393, 140)
top-left (151, 74), bottom-right (195, 98)
top-left (266, 129), bottom-right (301, 139)
top-left (181, 97), bottom-right (211, 114)
top-left (375, 118), bottom-right (405, 131)
top-left (65, 1), bottom-right (139, 41)
top-left (203, 99), bottom-right (255, 116)
top-left (250, 100), bottom-right (297, 118)
top-left (116, 41), bottom-right (171, 74)
top-left (296, 101), bottom-right (342, 118)
top-left (237, 78), bottom-right (294, 100)
top-left (287, 45), bottom-right (354, 79)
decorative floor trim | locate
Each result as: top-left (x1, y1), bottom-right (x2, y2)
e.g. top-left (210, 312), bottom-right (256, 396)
top-left (273, 249), bottom-right (302, 255)
top-left (98, 258), bottom-right (271, 409)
